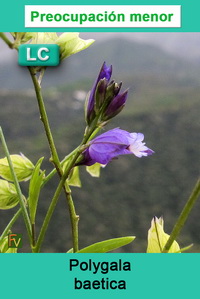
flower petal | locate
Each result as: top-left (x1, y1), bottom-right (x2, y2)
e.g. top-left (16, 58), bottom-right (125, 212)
top-left (79, 128), bottom-right (154, 166)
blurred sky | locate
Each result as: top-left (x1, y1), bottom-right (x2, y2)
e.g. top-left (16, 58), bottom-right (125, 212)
top-left (1, 32), bottom-right (200, 64)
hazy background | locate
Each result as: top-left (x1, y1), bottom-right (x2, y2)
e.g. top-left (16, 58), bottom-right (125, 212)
top-left (0, 32), bottom-right (200, 252)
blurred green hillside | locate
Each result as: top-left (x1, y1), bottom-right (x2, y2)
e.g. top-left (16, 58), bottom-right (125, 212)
top-left (0, 38), bottom-right (200, 252)
top-left (1, 38), bottom-right (200, 89)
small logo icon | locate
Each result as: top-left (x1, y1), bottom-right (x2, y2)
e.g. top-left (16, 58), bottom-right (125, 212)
top-left (18, 44), bottom-right (60, 66)
top-left (8, 233), bottom-right (22, 248)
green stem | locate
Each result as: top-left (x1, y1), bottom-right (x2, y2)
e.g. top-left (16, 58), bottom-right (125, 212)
top-left (1, 149), bottom-right (78, 233)
top-left (28, 67), bottom-right (62, 175)
top-left (0, 33), bottom-right (13, 49)
top-left (65, 183), bottom-right (79, 252)
top-left (41, 148), bottom-right (79, 187)
top-left (31, 224), bottom-right (36, 247)
top-left (1, 121), bottom-right (101, 246)
top-left (42, 127), bottom-right (101, 187)
top-left (162, 178), bottom-right (200, 253)
top-left (0, 208), bottom-right (22, 242)
top-left (0, 87), bottom-right (102, 251)
top-left (28, 66), bottom-right (67, 252)
top-left (28, 66), bottom-right (79, 252)
top-left (1, 153), bottom-right (71, 239)
top-left (0, 40), bottom-right (99, 252)
top-left (0, 127), bottom-right (32, 243)
top-left (33, 148), bottom-right (82, 253)
top-left (34, 121), bottom-right (100, 251)
top-left (32, 179), bottom-right (64, 252)
top-left (28, 66), bottom-right (82, 253)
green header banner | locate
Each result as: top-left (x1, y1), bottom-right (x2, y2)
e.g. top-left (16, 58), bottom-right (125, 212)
top-left (0, 0), bottom-right (200, 32)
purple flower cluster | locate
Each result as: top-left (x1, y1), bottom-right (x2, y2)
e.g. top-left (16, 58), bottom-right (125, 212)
top-left (81, 128), bottom-right (154, 166)
top-left (86, 62), bottom-right (128, 124)
top-left (81, 63), bottom-right (154, 166)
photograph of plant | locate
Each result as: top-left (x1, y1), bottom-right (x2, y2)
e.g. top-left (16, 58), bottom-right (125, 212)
top-left (0, 32), bottom-right (199, 253)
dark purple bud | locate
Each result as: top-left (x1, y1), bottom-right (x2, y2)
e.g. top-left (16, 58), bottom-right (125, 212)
top-left (94, 78), bottom-right (108, 113)
top-left (86, 62), bottom-right (112, 124)
top-left (103, 89), bottom-right (128, 120)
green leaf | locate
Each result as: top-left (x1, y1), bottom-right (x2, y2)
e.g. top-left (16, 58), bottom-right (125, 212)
top-left (0, 179), bottom-right (19, 210)
top-left (147, 217), bottom-right (180, 253)
top-left (86, 163), bottom-right (102, 178)
top-left (0, 236), bottom-right (17, 253)
top-left (175, 244), bottom-right (193, 253)
top-left (66, 248), bottom-right (74, 253)
top-left (0, 154), bottom-right (34, 182)
top-left (30, 33), bottom-right (95, 61)
top-left (28, 157), bottom-right (45, 224)
top-left (56, 33), bottom-right (95, 60)
top-left (78, 236), bottom-right (135, 253)
top-left (68, 167), bottom-right (81, 188)
top-left (30, 32), bottom-right (57, 44)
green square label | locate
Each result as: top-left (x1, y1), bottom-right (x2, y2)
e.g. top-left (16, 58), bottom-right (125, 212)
top-left (18, 44), bottom-right (60, 66)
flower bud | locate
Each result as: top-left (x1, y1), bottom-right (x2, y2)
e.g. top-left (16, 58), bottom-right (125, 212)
top-left (147, 216), bottom-right (180, 253)
top-left (94, 78), bottom-right (108, 113)
top-left (85, 63), bottom-right (129, 125)
top-left (0, 154), bottom-right (34, 182)
top-left (104, 80), bottom-right (116, 102)
top-left (0, 179), bottom-right (19, 210)
top-left (86, 62), bottom-right (112, 125)
top-left (103, 89), bottom-right (128, 121)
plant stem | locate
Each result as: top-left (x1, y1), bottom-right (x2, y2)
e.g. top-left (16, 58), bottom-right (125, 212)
top-left (0, 146), bottom-right (82, 239)
top-left (34, 149), bottom-right (82, 253)
top-left (42, 127), bottom-right (101, 187)
top-left (28, 67), bottom-right (62, 175)
top-left (31, 93), bottom-right (101, 252)
top-left (32, 179), bottom-right (64, 252)
top-left (28, 66), bottom-right (82, 252)
top-left (0, 42), bottom-right (98, 252)
top-left (41, 148), bottom-right (79, 187)
top-left (0, 208), bottom-right (22, 242)
top-left (0, 127), bottom-right (32, 243)
top-left (0, 33), bottom-right (13, 49)
top-left (28, 67), bottom-right (67, 252)
top-left (162, 178), bottom-right (200, 253)
top-left (28, 67), bottom-right (79, 252)
top-left (0, 125), bottom-right (101, 237)
top-left (1, 69), bottom-right (102, 251)
top-left (64, 183), bottom-right (79, 252)
top-left (31, 224), bottom-right (36, 247)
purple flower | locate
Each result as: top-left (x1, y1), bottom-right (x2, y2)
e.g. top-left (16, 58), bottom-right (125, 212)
top-left (87, 62), bottom-right (112, 123)
top-left (81, 128), bottom-right (154, 166)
